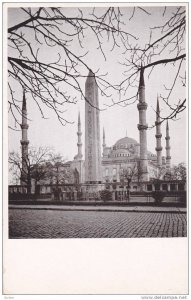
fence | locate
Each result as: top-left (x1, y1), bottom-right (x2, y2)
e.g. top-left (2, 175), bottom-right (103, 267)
top-left (9, 190), bottom-right (186, 206)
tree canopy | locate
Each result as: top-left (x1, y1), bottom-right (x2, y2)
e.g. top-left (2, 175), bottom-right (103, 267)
top-left (8, 6), bottom-right (186, 129)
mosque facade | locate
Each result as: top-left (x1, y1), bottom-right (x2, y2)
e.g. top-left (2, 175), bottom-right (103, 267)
top-left (60, 68), bottom-right (171, 191)
top-left (18, 68), bottom-right (172, 193)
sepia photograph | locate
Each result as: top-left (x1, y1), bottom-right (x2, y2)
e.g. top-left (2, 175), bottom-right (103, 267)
top-left (3, 2), bottom-right (189, 296)
top-left (7, 4), bottom-right (187, 240)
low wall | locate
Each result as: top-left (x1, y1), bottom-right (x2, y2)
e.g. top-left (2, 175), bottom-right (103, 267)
top-left (9, 193), bottom-right (52, 201)
top-left (9, 191), bottom-right (186, 207)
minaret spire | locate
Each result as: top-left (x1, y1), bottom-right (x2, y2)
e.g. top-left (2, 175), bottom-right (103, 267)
top-left (137, 67), bottom-right (149, 181)
top-left (20, 89), bottom-right (29, 185)
top-left (22, 89), bottom-right (26, 110)
top-left (74, 112), bottom-right (83, 160)
top-left (102, 127), bottom-right (106, 157)
top-left (165, 120), bottom-right (171, 169)
top-left (139, 65), bottom-right (145, 90)
top-left (155, 96), bottom-right (163, 167)
top-left (103, 127), bottom-right (106, 148)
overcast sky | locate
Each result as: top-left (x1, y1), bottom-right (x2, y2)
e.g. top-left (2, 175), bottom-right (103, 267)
top-left (8, 4), bottom-right (187, 166)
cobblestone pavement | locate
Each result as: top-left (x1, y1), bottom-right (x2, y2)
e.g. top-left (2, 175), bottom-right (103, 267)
top-left (9, 208), bottom-right (187, 238)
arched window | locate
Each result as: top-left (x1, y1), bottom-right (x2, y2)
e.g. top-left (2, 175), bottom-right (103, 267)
top-left (113, 168), bottom-right (117, 176)
top-left (74, 168), bottom-right (79, 184)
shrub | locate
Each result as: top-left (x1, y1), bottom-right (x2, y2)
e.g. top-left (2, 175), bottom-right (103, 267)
top-left (100, 189), bottom-right (112, 201)
top-left (152, 191), bottom-right (165, 204)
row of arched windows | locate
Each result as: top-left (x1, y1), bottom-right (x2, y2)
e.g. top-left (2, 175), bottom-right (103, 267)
top-left (112, 153), bottom-right (131, 157)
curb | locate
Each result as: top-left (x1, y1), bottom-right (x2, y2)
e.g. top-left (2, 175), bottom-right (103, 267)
top-left (9, 206), bottom-right (187, 214)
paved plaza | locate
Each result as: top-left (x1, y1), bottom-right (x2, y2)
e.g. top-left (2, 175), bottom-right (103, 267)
top-left (9, 205), bottom-right (187, 238)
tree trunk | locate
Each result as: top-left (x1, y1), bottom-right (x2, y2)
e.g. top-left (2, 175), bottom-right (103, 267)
top-left (27, 174), bottom-right (31, 194)
top-left (27, 183), bottom-right (31, 194)
top-left (34, 179), bottom-right (38, 195)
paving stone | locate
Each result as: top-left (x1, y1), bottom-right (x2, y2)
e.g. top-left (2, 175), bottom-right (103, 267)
top-left (9, 208), bottom-right (187, 239)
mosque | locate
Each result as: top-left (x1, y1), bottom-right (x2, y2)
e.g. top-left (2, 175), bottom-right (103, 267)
top-left (18, 68), bottom-right (173, 195)
top-left (60, 69), bottom-right (171, 191)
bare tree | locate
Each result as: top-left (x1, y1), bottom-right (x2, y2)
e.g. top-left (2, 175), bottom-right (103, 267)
top-left (45, 152), bottom-right (73, 187)
top-left (121, 161), bottom-right (142, 184)
top-left (8, 7), bottom-right (136, 128)
top-left (9, 146), bottom-right (51, 193)
top-left (8, 6), bottom-right (186, 129)
top-left (155, 166), bottom-right (167, 180)
top-left (113, 6), bottom-right (186, 124)
top-left (164, 162), bottom-right (186, 181)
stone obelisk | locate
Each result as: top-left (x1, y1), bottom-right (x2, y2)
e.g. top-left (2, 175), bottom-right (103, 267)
top-left (85, 70), bottom-right (102, 183)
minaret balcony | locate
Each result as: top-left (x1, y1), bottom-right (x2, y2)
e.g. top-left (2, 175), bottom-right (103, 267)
top-left (166, 156), bottom-right (171, 160)
top-left (155, 146), bottom-right (163, 151)
top-left (165, 136), bottom-right (170, 140)
top-left (137, 124), bottom-right (148, 130)
top-left (137, 102), bottom-right (148, 111)
top-left (155, 121), bottom-right (162, 126)
top-left (155, 133), bottom-right (162, 138)
top-left (165, 146), bottom-right (171, 150)
top-left (20, 124), bottom-right (29, 129)
top-left (74, 153), bottom-right (83, 160)
top-left (20, 140), bottom-right (29, 145)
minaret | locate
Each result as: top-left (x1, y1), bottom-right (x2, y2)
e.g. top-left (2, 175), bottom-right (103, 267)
top-left (20, 90), bottom-right (29, 184)
top-left (102, 127), bottom-right (107, 158)
top-left (85, 70), bottom-right (102, 183)
top-left (74, 112), bottom-right (83, 160)
top-left (155, 96), bottom-right (163, 167)
top-left (137, 67), bottom-right (149, 181)
top-left (103, 127), bottom-right (106, 153)
top-left (165, 120), bottom-right (171, 169)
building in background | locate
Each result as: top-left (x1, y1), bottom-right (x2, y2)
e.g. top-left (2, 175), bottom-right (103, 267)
top-left (13, 68), bottom-right (176, 196)
top-left (53, 69), bottom-right (171, 191)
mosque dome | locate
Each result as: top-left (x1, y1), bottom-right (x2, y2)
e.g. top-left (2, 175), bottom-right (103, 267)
top-left (106, 136), bottom-right (139, 160)
top-left (114, 137), bottom-right (138, 149)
